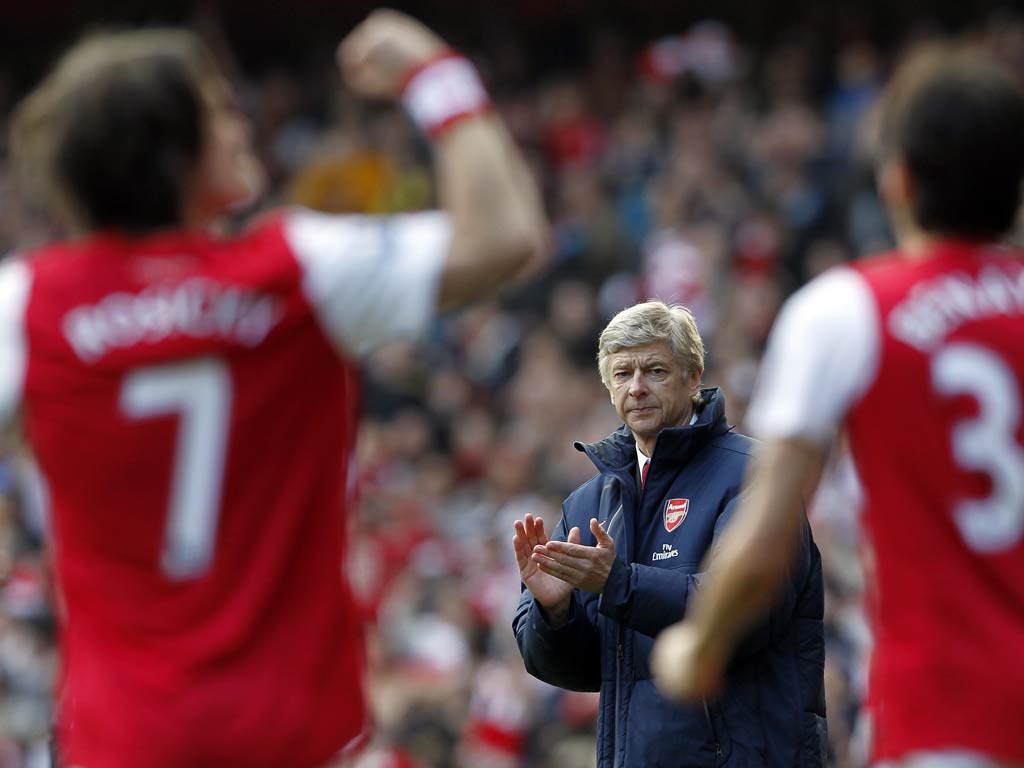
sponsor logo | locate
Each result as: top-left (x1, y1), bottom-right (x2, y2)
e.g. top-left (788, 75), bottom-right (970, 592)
top-left (652, 543), bottom-right (679, 562)
top-left (664, 498), bottom-right (689, 532)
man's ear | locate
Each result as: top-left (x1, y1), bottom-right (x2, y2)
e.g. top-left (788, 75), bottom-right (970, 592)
top-left (878, 155), bottom-right (914, 219)
top-left (689, 368), bottom-right (703, 395)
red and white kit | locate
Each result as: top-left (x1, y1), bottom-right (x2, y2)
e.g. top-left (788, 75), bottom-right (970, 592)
top-left (0, 209), bottom-right (450, 768)
top-left (747, 241), bottom-right (1024, 765)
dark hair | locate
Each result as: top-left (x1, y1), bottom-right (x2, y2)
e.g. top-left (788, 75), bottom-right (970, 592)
top-left (12, 29), bottom-right (217, 233)
top-left (877, 45), bottom-right (1024, 239)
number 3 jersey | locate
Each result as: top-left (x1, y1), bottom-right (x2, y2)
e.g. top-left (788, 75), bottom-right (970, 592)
top-left (746, 241), bottom-right (1024, 765)
top-left (0, 208), bottom-right (451, 768)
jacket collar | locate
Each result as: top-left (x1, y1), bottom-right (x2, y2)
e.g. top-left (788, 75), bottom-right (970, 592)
top-left (575, 387), bottom-right (731, 477)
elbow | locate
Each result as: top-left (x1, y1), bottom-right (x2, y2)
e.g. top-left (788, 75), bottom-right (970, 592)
top-left (493, 222), bottom-right (549, 279)
top-left (439, 222), bottom-right (549, 310)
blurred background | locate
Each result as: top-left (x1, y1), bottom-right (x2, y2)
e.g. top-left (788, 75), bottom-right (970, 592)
top-left (1, 1), bottom-right (1022, 766)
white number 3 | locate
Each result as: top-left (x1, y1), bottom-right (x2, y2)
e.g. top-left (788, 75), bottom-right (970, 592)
top-left (121, 358), bottom-right (232, 579)
top-left (931, 343), bottom-right (1024, 553)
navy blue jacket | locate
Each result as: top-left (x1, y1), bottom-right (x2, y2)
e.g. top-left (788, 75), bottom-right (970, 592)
top-left (514, 388), bottom-right (826, 768)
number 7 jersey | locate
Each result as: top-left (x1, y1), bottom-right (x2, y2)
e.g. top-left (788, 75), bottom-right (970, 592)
top-left (0, 209), bottom-right (450, 768)
top-left (746, 241), bottom-right (1024, 765)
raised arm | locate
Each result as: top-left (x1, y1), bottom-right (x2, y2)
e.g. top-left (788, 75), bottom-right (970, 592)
top-left (338, 10), bottom-right (547, 311)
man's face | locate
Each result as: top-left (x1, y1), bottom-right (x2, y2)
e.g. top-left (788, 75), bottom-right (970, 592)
top-left (192, 76), bottom-right (266, 221)
top-left (606, 340), bottom-right (701, 448)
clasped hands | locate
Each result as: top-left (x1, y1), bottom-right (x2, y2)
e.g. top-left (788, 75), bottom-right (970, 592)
top-left (513, 513), bottom-right (615, 618)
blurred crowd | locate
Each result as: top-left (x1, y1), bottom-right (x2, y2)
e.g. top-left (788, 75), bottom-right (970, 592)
top-left (2, 8), bottom-right (1024, 767)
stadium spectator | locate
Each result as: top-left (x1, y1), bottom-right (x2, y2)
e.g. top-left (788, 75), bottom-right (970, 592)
top-left (653, 44), bottom-right (1024, 768)
top-left (512, 300), bottom-right (826, 767)
top-left (0, 10), bottom-right (545, 768)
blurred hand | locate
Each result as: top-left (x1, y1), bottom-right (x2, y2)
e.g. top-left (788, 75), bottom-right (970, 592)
top-left (533, 517), bottom-right (615, 594)
top-left (338, 9), bottom-right (448, 99)
top-left (513, 514), bottom-right (574, 615)
top-left (651, 620), bottom-right (727, 702)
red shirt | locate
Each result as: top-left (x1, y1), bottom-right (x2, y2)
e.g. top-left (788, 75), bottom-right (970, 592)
top-left (0, 209), bottom-right (449, 768)
top-left (748, 241), bottom-right (1024, 763)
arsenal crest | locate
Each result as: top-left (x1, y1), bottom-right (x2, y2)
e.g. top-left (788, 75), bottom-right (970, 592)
top-left (664, 498), bottom-right (689, 532)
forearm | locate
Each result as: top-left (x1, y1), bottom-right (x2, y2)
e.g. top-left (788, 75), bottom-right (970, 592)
top-left (434, 115), bottom-right (546, 309)
top-left (688, 440), bottom-right (822, 658)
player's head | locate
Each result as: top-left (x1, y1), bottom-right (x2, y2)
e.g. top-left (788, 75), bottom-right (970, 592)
top-left (11, 28), bottom-right (264, 234)
top-left (876, 44), bottom-right (1024, 241)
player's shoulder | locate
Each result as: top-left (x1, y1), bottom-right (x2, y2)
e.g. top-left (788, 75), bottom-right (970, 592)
top-left (765, 264), bottom-right (882, 375)
top-left (267, 206), bottom-right (396, 273)
top-left (0, 255), bottom-right (31, 306)
top-left (206, 209), bottom-right (305, 282)
top-left (846, 248), bottom-right (906, 279)
top-left (228, 208), bottom-right (292, 252)
top-left (782, 264), bottom-right (877, 327)
top-left (21, 238), bottom-right (93, 282)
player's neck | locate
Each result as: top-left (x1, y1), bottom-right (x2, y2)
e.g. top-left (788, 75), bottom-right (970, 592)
top-left (897, 229), bottom-right (936, 260)
top-left (898, 229), bottom-right (995, 261)
top-left (894, 210), bottom-right (954, 259)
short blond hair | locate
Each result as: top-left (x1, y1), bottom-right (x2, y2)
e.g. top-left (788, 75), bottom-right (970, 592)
top-left (597, 300), bottom-right (705, 388)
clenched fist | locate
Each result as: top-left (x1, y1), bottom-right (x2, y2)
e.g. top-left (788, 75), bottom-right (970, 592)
top-left (651, 621), bottom-right (727, 702)
top-left (338, 9), bottom-right (447, 99)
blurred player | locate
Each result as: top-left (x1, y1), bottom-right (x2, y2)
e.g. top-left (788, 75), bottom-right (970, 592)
top-left (0, 10), bottom-right (545, 768)
top-left (652, 45), bottom-right (1024, 768)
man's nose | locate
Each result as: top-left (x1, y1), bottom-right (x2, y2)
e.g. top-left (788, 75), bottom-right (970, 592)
top-left (628, 369), bottom-right (647, 396)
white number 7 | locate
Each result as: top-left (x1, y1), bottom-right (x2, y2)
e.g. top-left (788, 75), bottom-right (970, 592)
top-left (121, 358), bottom-right (232, 579)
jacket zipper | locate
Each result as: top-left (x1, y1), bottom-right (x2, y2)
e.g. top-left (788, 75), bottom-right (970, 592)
top-left (613, 482), bottom-right (630, 768)
top-left (605, 503), bottom-right (624, 540)
top-left (703, 698), bottom-right (723, 762)
top-left (613, 629), bottom-right (624, 768)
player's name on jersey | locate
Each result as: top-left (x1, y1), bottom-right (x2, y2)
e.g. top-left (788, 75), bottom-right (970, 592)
top-left (63, 277), bottom-right (282, 363)
top-left (889, 262), bottom-right (1024, 353)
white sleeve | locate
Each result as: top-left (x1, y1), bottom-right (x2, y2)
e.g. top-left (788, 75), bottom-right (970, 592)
top-left (745, 267), bottom-right (881, 445)
top-left (0, 258), bottom-right (31, 423)
top-left (284, 208), bottom-right (451, 357)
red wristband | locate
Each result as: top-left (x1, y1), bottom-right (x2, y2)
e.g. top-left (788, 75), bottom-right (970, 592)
top-left (401, 51), bottom-right (491, 139)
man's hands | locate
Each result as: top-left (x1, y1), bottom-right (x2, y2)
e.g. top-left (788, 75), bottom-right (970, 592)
top-left (513, 514), bottom-right (574, 621)
top-left (651, 621), bottom-right (728, 702)
top-left (535, 517), bottom-right (616, 593)
top-left (513, 514), bottom-right (617, 622)
top-left (338, 9), bottom-right (447, 99)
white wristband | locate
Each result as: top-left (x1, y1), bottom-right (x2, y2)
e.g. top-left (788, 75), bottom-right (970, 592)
top-left (401, 53), bottom-right (491, 138)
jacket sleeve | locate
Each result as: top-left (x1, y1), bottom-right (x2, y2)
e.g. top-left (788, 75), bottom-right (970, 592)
top-left (512, 515), bottom-right (603, 692)
top-left (597, 494), bottom-right (815, 652)
top-left (596, 555), bottom-right (696, 638)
